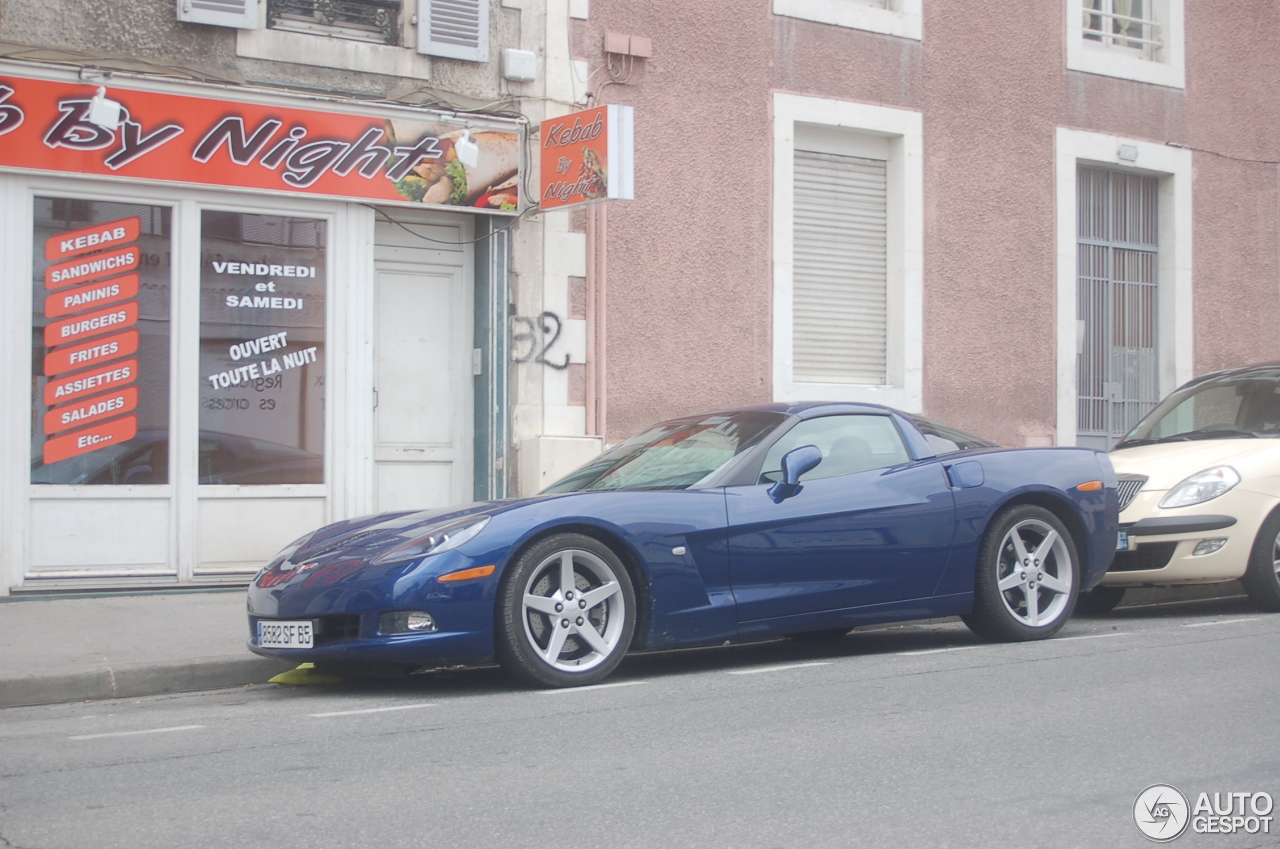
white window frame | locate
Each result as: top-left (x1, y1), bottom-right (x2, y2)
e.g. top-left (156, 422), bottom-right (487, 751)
top-left (1054, 128), bottom-right (1193, 446)
top-left (773, 0), bottom-right (922, 40)
top-left (1066, 0), bottom-right (1185, 89)
top-left (772, 93), bottom-right (923, 411)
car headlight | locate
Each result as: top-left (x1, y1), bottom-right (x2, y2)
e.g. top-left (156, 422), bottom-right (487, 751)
top-left (371, 516), bottom-right (491, 566)
top-left (1159, 466), bottom-right (1241, 508)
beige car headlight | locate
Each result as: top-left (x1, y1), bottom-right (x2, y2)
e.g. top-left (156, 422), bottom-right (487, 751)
top-left (1159, 465), bottom-right (1241, 509)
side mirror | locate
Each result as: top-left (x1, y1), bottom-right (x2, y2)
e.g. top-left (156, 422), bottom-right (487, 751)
top-left (767, 444), bottom-right (822, 502)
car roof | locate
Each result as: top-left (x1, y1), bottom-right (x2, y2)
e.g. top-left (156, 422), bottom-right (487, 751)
top-left (694, 401), bottom-right (901, 419)
top-left (1180, 362), bottom-right (1280, 390)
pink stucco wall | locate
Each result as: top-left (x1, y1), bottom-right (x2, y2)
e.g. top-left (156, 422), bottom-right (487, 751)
top-left (577, 1), bottom-right (1280, 446)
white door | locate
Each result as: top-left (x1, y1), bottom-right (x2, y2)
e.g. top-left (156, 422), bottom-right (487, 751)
top-left (373, 218), bottom-right (474, 512)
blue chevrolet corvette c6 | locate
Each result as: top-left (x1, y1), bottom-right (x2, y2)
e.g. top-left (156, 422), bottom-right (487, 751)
top-left (247, 403), bottom-right (1119, 688)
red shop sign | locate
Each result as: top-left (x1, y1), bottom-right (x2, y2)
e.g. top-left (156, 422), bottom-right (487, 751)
top-left (44, 272), bottom-right (140, 318)
top-left (43, 358), bottom-right (138, 406)
top-left (42, 414), bottom-right (138, 464)
top-left (0, 74), bottom-right (521, 213)
top-left (44, 329), bottom-right (138, 377)
top-left (43, 386), bottom-right (139, 436)
top-left (43, 302), bottom-right (139, 347)
top-left (45, 245), bottom-right (141, 289)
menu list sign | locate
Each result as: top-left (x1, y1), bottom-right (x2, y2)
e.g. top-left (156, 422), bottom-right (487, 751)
top-left (39, 216), bottom-right (143, 463)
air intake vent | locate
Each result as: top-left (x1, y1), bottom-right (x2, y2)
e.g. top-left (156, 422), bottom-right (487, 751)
top-left (418, 0), bottom-right (488, 61)
top-left (177, 0), bottom-right (258, 29)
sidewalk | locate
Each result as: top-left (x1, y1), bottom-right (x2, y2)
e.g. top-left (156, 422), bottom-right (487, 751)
top-left (0, 582), bottom-right (1248, 709)
top-left (0, 588), bottom-right (294, 708)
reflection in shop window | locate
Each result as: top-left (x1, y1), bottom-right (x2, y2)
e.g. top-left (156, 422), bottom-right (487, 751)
top-left (30, 199), bottom-right (172, 485)
top-left (200, 211), bottom-right (326, 485)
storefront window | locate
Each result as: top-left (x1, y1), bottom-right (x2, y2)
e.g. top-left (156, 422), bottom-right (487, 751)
top-left (199, 211), bottom-right (325, 484)
top-left (31, 199), bottom-right (172, 485)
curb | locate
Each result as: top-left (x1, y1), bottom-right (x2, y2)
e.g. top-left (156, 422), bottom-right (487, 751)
top-left (0, 656), bottom-right (297, 708)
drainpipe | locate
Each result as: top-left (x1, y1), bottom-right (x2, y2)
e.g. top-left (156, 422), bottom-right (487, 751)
top-left (585, 204), bottom-right (608, 438)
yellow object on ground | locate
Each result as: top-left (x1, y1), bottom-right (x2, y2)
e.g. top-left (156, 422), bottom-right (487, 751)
top-left (269, 662), bottom-right (345, 685)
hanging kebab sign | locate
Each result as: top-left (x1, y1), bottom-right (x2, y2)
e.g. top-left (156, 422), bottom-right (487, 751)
top-left (539, 105), bottom-right (634, 210)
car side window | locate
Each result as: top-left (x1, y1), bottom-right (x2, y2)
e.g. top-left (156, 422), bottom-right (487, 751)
top-left (908, 415), bottom-right (999, 455)
top-left (758, 415), bottom-right (911, 483)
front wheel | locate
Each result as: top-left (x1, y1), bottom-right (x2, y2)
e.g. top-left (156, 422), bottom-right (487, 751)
top-left (963, 505), bottom-right (1079, 641)
top-left (1242, 511), bottom-right (1280, 612)
top-left (496, 533), bottom-right (636, 688)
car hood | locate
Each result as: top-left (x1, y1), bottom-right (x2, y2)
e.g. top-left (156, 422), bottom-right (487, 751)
top-left (1110, 439), bottom-right (1280, 490)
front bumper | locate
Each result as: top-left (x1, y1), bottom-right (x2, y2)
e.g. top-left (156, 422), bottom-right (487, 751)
top-left (1100, 489), bottom-right (1276, 586)
top-left (245, 548), bottom-right (500, 667)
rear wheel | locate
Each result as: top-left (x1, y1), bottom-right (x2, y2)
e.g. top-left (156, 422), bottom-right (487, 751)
top-left (496, 533), bottom-right (636, 688)
top-left (963, 505), bottom-right (1079, 641)
top-left (1242, 512), bottom-right (1280, 612)
top-left (1075, 585), bottom-right (1126, 615)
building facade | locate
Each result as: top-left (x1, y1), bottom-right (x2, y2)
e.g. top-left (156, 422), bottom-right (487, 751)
top-left (0, 0), bottom-right (606, 593)
top-left (2, 1), bottom-right (1278, 594)
top-left (567, 0), bottom-right (1278, 453)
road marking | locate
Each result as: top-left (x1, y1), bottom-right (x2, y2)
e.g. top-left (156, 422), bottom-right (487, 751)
top-left (1183, 617), bottom-right (1260, 628)
top-left (727, 661), bottom-right (830, 675)
top-left (70, 725), bottom-right (204, 741)
top-left (309, 702), bottom-right (436, 717)
top-left (900, 632), bottom-right (1128, 657)
top-left (899, 645), bottom-right (982, 656)
top-left (535, 680), bottom-right (647, 694)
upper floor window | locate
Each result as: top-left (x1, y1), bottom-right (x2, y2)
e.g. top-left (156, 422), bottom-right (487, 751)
top-left (1067, 0), bottom-right (1184, 88)
top-left (772, 94), bottom-right (924, 412)
top-left (267, 0), bottom-right (401, 45)
top-left (230, 0), bottom-right (488, 75)
top-left (1082, 0), bottom-right (1160, 60)
top-left (773, 0), bottom-right (922, 41)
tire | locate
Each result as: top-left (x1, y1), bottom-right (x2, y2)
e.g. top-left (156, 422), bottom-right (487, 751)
top-left (1075, 585), bottom-right (1126, 615)
top-left (496, 533), bottom-right (636, 688)
top-left (962, 505), bottom-right (1080, 641)
top-left (1242, 511), bottom-right (1280, 612)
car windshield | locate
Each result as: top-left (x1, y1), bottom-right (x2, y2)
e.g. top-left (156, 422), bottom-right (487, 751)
top-left (1115, 368), bottom-right (1280, 448)
top-left (542, 411), bottom-right (785, 493)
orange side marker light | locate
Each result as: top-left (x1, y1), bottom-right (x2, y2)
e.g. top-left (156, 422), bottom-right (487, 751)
top-left (438, 564), bottom-right (497, 582)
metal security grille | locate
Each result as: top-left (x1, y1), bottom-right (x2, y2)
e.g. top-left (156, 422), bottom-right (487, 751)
top-left (1077, 166), bottom-right (1160, 449)
top-left (793, 150), bottom-right (888, 385)
top-left (268, 0), bottom-right (400, 44)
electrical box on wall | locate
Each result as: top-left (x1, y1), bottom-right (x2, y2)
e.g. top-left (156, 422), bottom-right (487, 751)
top-left (503, 48), bottom-right (537, 82)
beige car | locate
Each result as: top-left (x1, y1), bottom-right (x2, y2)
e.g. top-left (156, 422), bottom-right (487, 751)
top-left (1080, 364), bottom-right (1280, 613)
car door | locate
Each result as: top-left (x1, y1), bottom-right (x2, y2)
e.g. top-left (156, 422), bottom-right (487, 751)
top-left (725, 413), bottom-right (957, 622)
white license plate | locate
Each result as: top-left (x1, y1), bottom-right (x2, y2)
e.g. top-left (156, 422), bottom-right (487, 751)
top-left (258, 620), bottom-right (314, 649)
top-left (1116, 531), bottom-right (1130, 551)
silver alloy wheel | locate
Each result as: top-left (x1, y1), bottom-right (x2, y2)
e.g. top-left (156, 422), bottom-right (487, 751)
top-left (994, 517), bottom-right (1074, 627)
top-left (520, 548), bottom-right (627, 672)
top-left (1272, 529), bottom-right (1280, 578)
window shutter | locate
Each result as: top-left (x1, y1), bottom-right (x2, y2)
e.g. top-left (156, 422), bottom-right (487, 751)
top-left (418, 0), bottom-right (489, 62)
top-left (176, 0), bottom-right (258, 29)
top-left (792, 149), bottom-right (888, 385)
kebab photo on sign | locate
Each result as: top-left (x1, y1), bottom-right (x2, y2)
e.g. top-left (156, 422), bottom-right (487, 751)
top-left (387, 120), bottom-right (520, 211)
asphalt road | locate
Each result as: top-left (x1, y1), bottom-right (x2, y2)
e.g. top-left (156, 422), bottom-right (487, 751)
top-left (2, 596), bottom-right (1278, 849)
